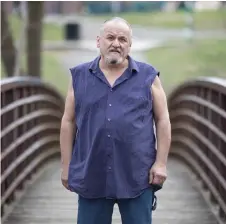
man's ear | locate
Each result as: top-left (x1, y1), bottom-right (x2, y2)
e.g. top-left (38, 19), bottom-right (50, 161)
top-left (97, 36), bottom-right (100, 48)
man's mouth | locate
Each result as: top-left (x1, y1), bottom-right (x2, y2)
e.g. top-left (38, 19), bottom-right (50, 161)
top-left (109, 49), bottom-right (120, 53)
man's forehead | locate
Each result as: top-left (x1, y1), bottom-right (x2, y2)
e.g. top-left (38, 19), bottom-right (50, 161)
top-left (103, 21), bottom-right (130, 33)
top-left (104, 30), bottom-right (129, 37)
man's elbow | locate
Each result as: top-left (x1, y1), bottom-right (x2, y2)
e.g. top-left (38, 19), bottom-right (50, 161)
top-left (61, 113), bottom-right (74, 123)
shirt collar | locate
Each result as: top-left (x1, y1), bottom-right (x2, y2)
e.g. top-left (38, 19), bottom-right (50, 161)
top-left (89, 55), bottom-right (139, 73)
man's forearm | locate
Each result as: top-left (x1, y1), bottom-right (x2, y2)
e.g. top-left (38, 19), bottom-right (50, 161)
top-left (155, 118), bottom-right (171, 165)
top-left (60, 119), bottom-right (75, 168)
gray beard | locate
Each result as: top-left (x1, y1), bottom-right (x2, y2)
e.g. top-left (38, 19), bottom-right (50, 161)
top-left (109, 59), bottom-right (118, 64)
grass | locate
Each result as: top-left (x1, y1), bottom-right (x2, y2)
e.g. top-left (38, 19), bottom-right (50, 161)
top-left (9, 15), bottom-right (63, 41)
top-left (92, 9), bottom-right (226, 30)
top-left (2, 15), bottom-right (69, 96)
top-left (146, 38), bottom-right (226, 93)
top-left (2, 14), bottom-right (226, 97)
top-left (42, 52), bottom-right (69, 96)
top-left (9, 9), bottom-right (226, 44)
top-left (1, 52), bottom-right (69, 96)
top-left (2, 38), bottom-right (226, 97)
top-left (44, 38), bottom-right (226, 96)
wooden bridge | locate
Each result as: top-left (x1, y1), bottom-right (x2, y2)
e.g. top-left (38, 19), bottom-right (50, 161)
top-left (1, 76), bottom-right (226, 224)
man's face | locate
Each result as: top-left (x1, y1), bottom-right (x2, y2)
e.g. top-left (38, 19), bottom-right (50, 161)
top-left (97, 21), bottom-right (131, 65)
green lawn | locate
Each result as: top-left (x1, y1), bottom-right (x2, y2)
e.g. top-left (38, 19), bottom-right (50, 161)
top-left (2, 15), bottom-right (69, 96)
top-left (92, 9), bottom-right (226, 30)
top-left (9, 9), bottom-right (226, 43)
top-left (2, 38), bottom-right (226, 97)
top-left (1, 52), bottom-right (69, 96)
top-left (2, 14), bottom-right (226, 97)
top-left (146, 39), bottom-right (226, 93)
top-left (9, 15), bottom-right (63, 41)
top-left (42, 38), bottom-right (226, 96)
top-left (42, 52), bottom-right (69, 96)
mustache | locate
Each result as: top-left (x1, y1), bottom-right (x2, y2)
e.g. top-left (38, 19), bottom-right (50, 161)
top-left (109, 48), bottom-right (121, 53)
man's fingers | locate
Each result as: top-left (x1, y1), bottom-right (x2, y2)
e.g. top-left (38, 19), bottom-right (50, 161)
top-left (149, 171), bottom-right (154, 184)
top-left (152, 174), bottom-right (167, 185)
top-left (152, 176), bottom-right (162, 185)
top-left (62, 179), bottom-right (69, 190)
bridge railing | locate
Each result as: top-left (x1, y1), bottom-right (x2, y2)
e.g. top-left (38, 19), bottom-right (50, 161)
top-left (1, 76), bottom-right (65, 218)
top-left (168, 77), bottom-right (226, 223)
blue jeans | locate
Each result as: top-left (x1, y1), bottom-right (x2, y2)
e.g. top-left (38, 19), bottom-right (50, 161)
top-left (77, 188), bottom-right (153, 224)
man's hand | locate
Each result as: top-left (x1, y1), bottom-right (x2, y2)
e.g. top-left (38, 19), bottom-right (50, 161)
top-left (61, 167), bottom-right (70, 191)
top-left (149, 162), bottom-right (167, 186)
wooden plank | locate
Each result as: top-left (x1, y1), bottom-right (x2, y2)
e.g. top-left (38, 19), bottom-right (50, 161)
top-left (3, 157), bottom-right (218, 224)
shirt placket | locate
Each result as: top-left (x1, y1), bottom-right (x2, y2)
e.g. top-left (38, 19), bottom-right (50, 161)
top-left (105, 87), bottom-right (115, 198)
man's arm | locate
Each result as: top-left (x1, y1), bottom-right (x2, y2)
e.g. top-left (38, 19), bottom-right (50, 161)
top-left (149, 75), bottom-right (171, 185)
top-left (152, 76), bottom-right (171, 165)
top-left (60, 77), bottom-right (76, 189)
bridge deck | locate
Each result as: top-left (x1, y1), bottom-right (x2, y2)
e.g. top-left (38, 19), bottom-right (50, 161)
top-left (3, 157), bottom-right (218, 224)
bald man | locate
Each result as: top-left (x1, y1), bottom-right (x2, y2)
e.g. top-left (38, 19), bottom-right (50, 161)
top-left (60, 17), bottom-right (171, 224)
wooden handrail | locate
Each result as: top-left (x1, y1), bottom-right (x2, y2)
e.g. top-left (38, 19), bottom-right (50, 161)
top-left (1, 76), bottom-right (65, 218)
top-left (168, 76), bottom-right (226, 223)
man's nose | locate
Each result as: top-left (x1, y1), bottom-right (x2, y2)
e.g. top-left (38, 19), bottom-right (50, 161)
top-left (112, 39), bottom-right (120, 47)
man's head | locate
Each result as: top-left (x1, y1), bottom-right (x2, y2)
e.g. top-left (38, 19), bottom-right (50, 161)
top-left (97, 17), bottom-right (132, 66)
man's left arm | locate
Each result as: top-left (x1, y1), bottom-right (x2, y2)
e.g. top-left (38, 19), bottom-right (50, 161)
top-left (149, 75), bottom-right (171, 185)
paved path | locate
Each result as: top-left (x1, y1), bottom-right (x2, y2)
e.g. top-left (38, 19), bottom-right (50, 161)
top-left (3, 156), bottom-right (218, 224)
top-left (44, 15), bottom-right (226, 42)
top-left (43, 14), bottom-right (226, 54)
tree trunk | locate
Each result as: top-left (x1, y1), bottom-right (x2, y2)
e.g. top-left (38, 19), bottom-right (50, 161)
top-left (27, 1), bottom-right (43, 77)
top-left (1, 2), bottom-right (16, 77)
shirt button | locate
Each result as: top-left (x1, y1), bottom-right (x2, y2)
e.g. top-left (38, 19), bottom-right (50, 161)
top-left (109, 104), bottom-right (112, 107)
top-left (110, 89), bottom-right (113, 92)
top-left (107, 118), bottom-right (111, 121)
top-left (108, 166), bottom-right (112, 170)
top-left (107, 134), bottom-right (111, 138)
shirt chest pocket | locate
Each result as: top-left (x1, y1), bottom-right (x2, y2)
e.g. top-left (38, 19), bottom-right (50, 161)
top-left (120, 87), bottom-right (151, 114)
top-left (75, 77), bottom-right (108, 115)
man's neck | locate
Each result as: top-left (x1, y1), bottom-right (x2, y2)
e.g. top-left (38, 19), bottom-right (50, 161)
top-left (99, 56), bottom-right (129, 72)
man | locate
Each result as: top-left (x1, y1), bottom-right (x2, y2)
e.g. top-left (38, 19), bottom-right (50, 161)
top-left (60, 17), bottom-right (171, 224)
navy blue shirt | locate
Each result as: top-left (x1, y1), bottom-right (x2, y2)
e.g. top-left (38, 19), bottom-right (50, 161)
top-left (68, 55), bottom-right (159, 199)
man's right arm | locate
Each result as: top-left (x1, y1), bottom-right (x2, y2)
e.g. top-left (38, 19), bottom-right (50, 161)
top-left (60, 77), bottom-right (76, 189)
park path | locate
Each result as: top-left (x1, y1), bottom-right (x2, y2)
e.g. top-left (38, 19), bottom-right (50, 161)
top-left (44, 14), bottom-right (226, 42)
top-left (47, 14), bottom-right (225, 91)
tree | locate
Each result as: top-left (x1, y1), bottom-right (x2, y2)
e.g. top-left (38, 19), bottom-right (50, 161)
top-left (1, 2), bottom-right (44, 78)
top-left (27, 1), bottom-right (44, 77)
top-left (1, 2), bottom-right (16, 77)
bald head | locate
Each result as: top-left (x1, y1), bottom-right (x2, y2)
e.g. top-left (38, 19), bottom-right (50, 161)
top-left (100, 17), bottom-right (132, 38)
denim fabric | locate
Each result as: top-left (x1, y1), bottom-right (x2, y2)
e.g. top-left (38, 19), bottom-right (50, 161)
top-left (77, 187), bottom-right (153, 224)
